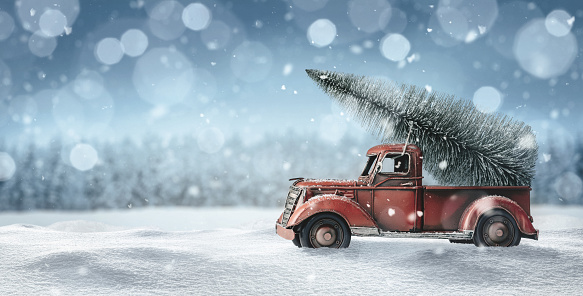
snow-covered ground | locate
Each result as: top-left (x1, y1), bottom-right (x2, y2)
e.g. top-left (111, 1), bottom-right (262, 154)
top-left (1, 206), bottom-right (582, 295)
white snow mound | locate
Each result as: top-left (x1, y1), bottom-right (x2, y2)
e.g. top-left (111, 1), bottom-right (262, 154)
top-left (47, 220), bottom-right (126, 232)
top-left (0, 206), bottom-right (582, 294)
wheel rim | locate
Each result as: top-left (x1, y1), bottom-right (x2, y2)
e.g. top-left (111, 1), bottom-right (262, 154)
top-left (309, 218), bottom-right (343, 248)
top-left (482, 215), bottom-right (515, 246)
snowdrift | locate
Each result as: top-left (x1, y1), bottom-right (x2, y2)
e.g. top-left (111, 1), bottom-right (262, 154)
top-left (1, 206), bottom-right (582, 295)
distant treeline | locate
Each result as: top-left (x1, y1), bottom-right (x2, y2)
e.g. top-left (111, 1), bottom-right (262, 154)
top-left (0, 132), bottom-right (582, 211)
top-left (0, 132), bottom-right (372, 211)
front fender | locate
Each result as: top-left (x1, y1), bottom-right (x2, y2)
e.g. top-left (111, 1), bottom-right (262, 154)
top-left (459, 196), bottom-right (538, 239)
top-left (286, 194), bottom-right (378, 229)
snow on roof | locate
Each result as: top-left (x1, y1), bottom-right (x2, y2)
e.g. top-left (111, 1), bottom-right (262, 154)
top-left (366, 144), bottom-right (421, 156)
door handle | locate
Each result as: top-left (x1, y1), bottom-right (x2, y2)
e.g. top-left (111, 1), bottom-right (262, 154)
top-left (400, 181), bottom-right (413, 186)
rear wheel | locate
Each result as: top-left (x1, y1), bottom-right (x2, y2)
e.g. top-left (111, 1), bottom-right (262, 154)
top-left (473, 209), bottom-right (521, 247)
top-left (300, 213), bottom-right (351, 248)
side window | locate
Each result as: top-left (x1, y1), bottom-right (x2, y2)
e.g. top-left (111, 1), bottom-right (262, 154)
top-left (380, 154), bottom-right (409, 174)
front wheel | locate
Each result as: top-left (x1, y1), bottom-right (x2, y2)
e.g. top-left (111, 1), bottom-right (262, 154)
top-left (473, 209), bottom-right (521, 247)
top-left (292, 232), bottom-right (301, 248)
top-left (300, 213), bottom-right (351, 248)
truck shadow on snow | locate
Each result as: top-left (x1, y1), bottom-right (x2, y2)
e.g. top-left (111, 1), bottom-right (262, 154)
top-left (292, 231), bottom-right (583, 287)
top-left (295, 229), bottom-right (583, 265)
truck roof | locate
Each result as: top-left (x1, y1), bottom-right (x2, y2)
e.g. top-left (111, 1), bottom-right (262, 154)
top-left (366, 144), bottom-right (421, 156)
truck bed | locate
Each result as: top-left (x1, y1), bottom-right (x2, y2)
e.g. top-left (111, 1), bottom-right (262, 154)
top-left (422, 186), bottom-right (531, 231)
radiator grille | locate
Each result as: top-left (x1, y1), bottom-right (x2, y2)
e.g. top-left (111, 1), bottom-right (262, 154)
top-left (281, 186), bottom-right (302, 227)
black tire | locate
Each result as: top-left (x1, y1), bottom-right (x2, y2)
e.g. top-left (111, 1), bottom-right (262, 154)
top-left (473, 209), bottom-right (522, 247)
top-left (292, 232), bottom-right (302, 248)
top-left (299, 213), bottom-right (351, 248)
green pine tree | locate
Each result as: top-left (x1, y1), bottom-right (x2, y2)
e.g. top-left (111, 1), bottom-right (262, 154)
top-left (306, 69), bottom-right (537, 187)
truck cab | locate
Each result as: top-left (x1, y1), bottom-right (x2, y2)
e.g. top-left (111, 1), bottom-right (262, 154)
top-left (276, 144), bottom-right (538, 248)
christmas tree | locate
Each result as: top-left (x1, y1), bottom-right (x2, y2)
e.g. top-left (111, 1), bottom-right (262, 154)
top-left (306, 69), bottom-right (537, 187)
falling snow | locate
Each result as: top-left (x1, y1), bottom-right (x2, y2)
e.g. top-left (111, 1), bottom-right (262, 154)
top-left (0, 0), bottom-right (580, 238)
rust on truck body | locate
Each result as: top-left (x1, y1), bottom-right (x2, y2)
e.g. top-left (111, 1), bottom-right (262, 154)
top-left (276, 144), bottom-right (538, 247)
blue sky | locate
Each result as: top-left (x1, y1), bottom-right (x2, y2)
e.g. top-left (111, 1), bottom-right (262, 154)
top-left (0, 0), bottom-right (581, 148)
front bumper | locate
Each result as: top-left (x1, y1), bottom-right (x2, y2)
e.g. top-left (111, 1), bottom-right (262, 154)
top-left (275, 223), bottom-right (295, 240)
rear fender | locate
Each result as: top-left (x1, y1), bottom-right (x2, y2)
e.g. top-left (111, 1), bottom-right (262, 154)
top-left (286, 194), bottom-right (378, 229)
top-left (459, 196), bottom-right (538, 239)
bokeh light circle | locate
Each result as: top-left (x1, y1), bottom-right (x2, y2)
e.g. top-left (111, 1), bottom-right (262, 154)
top-left (380, 33), bottom-right (410, 61)
top-left (0, 152), bottom-right (16, 181)
top-left (148, 0), bottom-right (186, 41)
top-left (69, 144), bottom-right (98, 171)
top-left (15, 0), bottom-right (80, 33)
top-left (0, 11), bottom-right (16, 41)
top-left (28, 31), bottom-right (58, 57)
top-left (39, 9), bottom-right (68, 37)
top-left (307, 19), bottom-right (337, 48)
top-left (121, 29), bottom-right (149, 57)
top-left (514, 19), bottom-right (577, 79)
top-left (431, 0), bottom-right (498, 45)
top-left (488, 2), bottom-right (543, 59)
top-left (473, 86), bottom-right (502, 113)
top-left (182, 3), bottom-right (212, 31)
top-left (435, 7), bottom-right (468, 42)
top-left (95, 38), bottom-right (124, 65)
top-left (545, 10), bottom-right (573, 37)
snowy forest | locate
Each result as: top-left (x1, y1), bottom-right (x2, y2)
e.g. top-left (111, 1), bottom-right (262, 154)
top-left (1, 0), bottom-right (583, 211)
top-left (0, 132), bottom-right (374, 210)
top-left (0, 131), bottom-right (582, 211)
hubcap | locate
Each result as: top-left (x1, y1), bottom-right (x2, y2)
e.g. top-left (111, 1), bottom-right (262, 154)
top-left (309, 218), bottom-right (344, 248)
top-left (315, 226), bottom-right (336, 246)
top-left (482, 215), bottom-right (515, 246)
top-left (488, 222), bottom-right (508, 243)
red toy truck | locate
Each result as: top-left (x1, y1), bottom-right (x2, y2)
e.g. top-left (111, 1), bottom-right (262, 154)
top-left (276, 144), bottom-right (538, 248)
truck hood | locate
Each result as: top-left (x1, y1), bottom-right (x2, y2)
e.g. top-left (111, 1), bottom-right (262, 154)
top-left (293, 178), bottom-right (359, 188)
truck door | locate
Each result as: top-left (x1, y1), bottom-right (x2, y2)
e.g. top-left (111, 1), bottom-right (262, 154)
top-left (372, 153), bottom-right (419, 232)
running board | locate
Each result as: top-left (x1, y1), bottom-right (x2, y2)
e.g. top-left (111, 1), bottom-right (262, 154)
top-left (351, 227), bottom-right (473, 240)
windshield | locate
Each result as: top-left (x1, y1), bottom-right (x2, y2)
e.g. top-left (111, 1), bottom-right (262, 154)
top-left (360, 155), bottom-right (377, 177)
